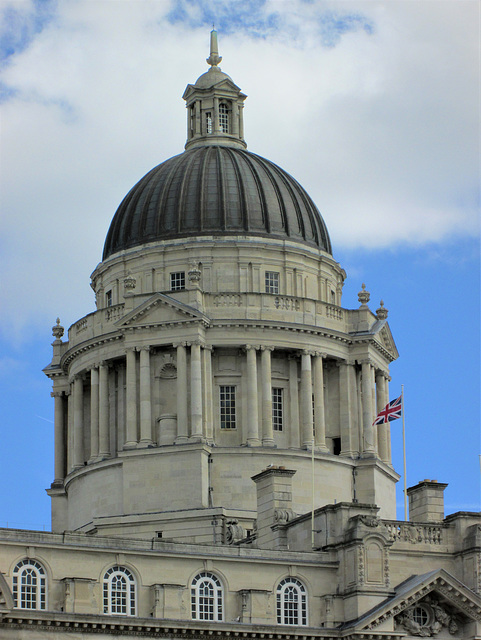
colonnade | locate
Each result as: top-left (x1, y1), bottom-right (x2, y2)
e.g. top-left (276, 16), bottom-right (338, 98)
top-left (51, 344), bottom-right (391, 482)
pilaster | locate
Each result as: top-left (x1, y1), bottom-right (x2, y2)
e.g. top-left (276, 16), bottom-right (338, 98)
top-left (300, 350), bottom-right (314, 449)
top-left (138, 347), bottom-right (153, 447)
top-left (260, 346), bottom-right (274, 447)
top-left (246, 345), bottom-right (261, 446)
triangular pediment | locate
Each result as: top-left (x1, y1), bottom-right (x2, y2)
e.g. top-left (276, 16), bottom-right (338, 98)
top-left (115, 293), bottom-right (210, 329)
top-left (352, 569), bottom-right (481, 633)
top-left (183, 79), bottom-right (244, 100)
top-left (369, 319), bottom-right (399, 360)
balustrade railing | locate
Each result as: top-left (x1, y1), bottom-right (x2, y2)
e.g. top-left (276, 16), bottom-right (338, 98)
top-left (383, 520), bottom-right (445, 545)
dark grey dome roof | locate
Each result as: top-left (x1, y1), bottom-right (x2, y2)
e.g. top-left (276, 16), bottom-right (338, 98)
top-left (103, 146), bottom-right (332, 260)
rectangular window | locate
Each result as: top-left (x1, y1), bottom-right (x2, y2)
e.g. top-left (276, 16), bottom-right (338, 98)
top-left (272, 388), bottom-right (283, 431)
top-left (205, 112), bottom-right (212, 134)
top-left (106, 290), bottom-right (113, 307)
top-left (265, 271), bottom-right (279, 294)
top-left (170, 272), bottom-right (185, 291)
top-left (220, 385), bottom-right (236, 429)
top-left (219, 104), bottom-right (229, 133)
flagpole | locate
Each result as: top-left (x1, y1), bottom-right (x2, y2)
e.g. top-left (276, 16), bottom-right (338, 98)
top-left (402, 384), bottom-right (408, 521)
top-left (311, 438), bottom-right (315, 549)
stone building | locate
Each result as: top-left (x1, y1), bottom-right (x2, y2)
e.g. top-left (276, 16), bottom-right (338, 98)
top-left (1, 30), bottom-right (480, 640)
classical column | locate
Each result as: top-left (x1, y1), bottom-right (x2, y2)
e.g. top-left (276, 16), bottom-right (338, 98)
top-left (124, 347), bottom-right (138, 449)
top-left (190, 342), bottom-right (204, 441)
top-left (338, 360), bottom-right (356, 457)
top-left (72, 375), bottom-right (84, 468)
top-left (361, 360), bottom-right (376, 456)
top-left (175, 343), bottom-right (188, 443)
top-left (203, 346), bottom-right (214, 443)
top-left (89, 367), bottom-right (99, 462)
top-left (139, 347), bottom-right (153, 447)
top-left (52, 391), bottom-right (65, 482)
top-left (213, 96), bottom-right (219, 133)
top-left (376, 371), bottom-right (390, 463)
top-left (260, 346), bottom-right (274, 446)
top-left (300, 351), bottom-right (314, 449)
top-left (99, 361), bottom-right (110, 456)
top-left (313, 353), bottom-right (328, 452)
top-left (246, 345), bottom-right (260, 446)
top-left (288, 355), bottom-right (300, 448)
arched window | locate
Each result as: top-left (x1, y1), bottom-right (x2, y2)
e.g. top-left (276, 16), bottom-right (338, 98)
top-left (103, 566), bottom-right (136, 616)
top-left (12, 559), bottom-right (46, 610)
top-left (276, 577), bottom-right (307, 626)
top-left (191, 571), bottom-right (223, 621)
top-left (219, 103), bottom-right (229, 133)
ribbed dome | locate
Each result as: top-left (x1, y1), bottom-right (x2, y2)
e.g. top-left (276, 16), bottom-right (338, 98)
top-left (103, 146), bottom-right (332, 260)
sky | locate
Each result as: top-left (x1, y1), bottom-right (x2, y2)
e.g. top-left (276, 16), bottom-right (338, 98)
top-left (0, 0), bottom-right (479, 530)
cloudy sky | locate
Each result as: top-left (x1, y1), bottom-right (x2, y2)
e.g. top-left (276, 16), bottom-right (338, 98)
top-left (0, 0), bottom-right (479, 529)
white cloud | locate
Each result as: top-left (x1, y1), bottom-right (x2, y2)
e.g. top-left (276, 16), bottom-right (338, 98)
top-left (0, 0), bottom-right (478, 340)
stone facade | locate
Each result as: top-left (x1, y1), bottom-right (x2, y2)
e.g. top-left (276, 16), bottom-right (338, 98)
top-left (1, 29), bottom-right (480, 640)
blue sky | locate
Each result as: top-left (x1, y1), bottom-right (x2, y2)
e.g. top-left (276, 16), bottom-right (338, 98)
top-left (0, 0), bottom-right (479, 529)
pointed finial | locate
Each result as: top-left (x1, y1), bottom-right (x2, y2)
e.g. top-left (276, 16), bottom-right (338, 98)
top-left (358, 283), bottom-right (370, 307)
top-left (376, 300), bottom-right (389, 320)
top-left (206, 27), bottom-right (222, 68)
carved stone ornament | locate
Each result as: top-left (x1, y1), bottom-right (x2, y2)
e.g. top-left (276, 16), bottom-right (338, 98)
top-left (188, 262), bottom-right (202, 283)
top-left (225, 519), bottom-right (245, 544)
top-left (124, 275), bottom-right (136, 290)
top-left (359, 515), bottom-right (381, 528)
top-left (358, 283), bottom-right (370, 306)
top-left (274, 508), bottom-right (294, 524)
top-left (395, 597), bottom-right (459, 637)
top-left (159, 362), bottom-right (177, 379)
top-left (52, 317), bottom-right (64, 340)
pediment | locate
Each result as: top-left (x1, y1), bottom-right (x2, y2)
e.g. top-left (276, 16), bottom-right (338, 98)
top-left (183, 79), bottom-right (244, 99)
top-left (354, 569), bottom-right (481, 633)
top-left (115, 294), bottom-right (210, 329)
top-left (371, 320), bottom-right (399, 360)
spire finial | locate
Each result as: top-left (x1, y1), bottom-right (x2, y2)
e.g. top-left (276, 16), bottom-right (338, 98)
top-left (206, 27), bottom-right (222, 68)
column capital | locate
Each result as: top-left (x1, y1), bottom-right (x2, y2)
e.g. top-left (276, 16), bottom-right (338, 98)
top-left (336, 358), bottom-right (355, 368)
top-left (375, 369), bottom-right (390, 380)
top-left (288, 352), bottom-right (300, 361)
top-left (359, 358), bottom-right (373, 366)
top-left (51, 391), bottom-right (64, 398)
top-left (314, 351), bottom-right (328, 359)
top-left (302, 349), bottom-right (315, 357)
top-left (203, 344), bottom-right (213, 351)
top-left (173, 342), bottom-right (188, 349)
top-left (245, 344), bottom-right (260, 351)
top-left (125, 346), bottom-right (136, 354)
top-left (260, 345), bottom-right (274, 352)
top-left (138, 345), bottom-right (151, 352)
top-left (98, 360), bottom-right (109, 367)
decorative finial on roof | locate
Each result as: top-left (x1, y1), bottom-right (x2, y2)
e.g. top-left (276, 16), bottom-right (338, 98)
top-left (358, 283), bottom-right (370, 307)
top-left (52, 317), bottom-right (64, 341)
top-left (206, 27), bottom-right (222, 68)
top-left (376, 300), bottom-right (389, 320)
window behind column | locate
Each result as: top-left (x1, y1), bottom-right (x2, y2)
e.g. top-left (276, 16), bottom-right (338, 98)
top-left (272, 387), bottom-right (283, 431)
top-left (220, 385), bottom-right (236, 429)
top-left (12, 559), bottom-right (46, 610)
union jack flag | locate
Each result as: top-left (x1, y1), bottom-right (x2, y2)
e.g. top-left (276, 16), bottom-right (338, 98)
top-left (373, 395), bottom-right (402, 425)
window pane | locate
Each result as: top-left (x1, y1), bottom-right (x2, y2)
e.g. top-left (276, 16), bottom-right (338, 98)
top-left (220, 385), bottom-right (236, 429)
top-left (265, 271), bottom-right (279, 294)
top-left (170, 272), bottom-right (185, 291)
top-left (272, 388), bottom-right (283, 431)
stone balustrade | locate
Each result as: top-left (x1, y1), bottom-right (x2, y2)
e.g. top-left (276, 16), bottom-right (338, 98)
top-left (383, 520), bottom-right (445, 546)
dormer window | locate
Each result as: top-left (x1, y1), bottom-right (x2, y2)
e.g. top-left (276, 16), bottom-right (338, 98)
top-left (205, 112), bottom-right (212, 134)
top-left (219, 103), bottom-right (229, 133)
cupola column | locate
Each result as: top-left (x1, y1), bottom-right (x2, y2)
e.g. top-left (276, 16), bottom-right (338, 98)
top-left (338, 360), bottom-right (357, 457)
top-left (89, 367), bottom-right (99, 462)
top-left (260, 346), bottom-right (275, 446)
top-left (376, 371), bottom-right (390, 463)
top-left (313, 353), bottom-right (328, 452)
top-left (288, 355), bottom-right (300, 448)
top-left (52, 391), bottom-right (66, 482)
top-left (213, 97), bottom-right (220, 134)
top-left (72, 375), bottom-right (84, 468)
top-left (124, 348), bottom-right (138, 449)
top-left (246, 345), bottom-right (260, 446)
top-left (99, 362), bottom-right (110, 457)
top-left (361, 360), bottom-right (376, 456)
top-left (203, 346), bottom-right (214, 443)
top-left (139, 347), bottom-right (153, 447)
top-left (190, 342), bottom-right (204, 441)
top-left (300, 351), bottom-right (314, 448)
top-left (175, 343), bottom-right (189, 443)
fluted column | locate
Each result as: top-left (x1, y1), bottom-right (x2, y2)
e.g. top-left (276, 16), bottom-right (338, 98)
top-left (300, 351), bottom-right (314, 448)
top-left (313, 353), bottom-right (328, 452)
top-left (52, 391), bottom-right (65, 482)
top-left (261, 346), bottom-right (274, 446)
top-left (288, 355), bottom-right (300, 448)
top-left (376, 371), bottom-right (390, 463)
top-left (72, 375), bottom-right (84, 468)
top-left (361, 359), bottom-right (376, 456)
top-left (89, 367), bottom-right (99, 462)
top-left (190, 342), bottom-right (204, 441)
top-left (203, 346), bottom-right (214, 443)
top-left (175, 343), bottom-right (188, 443)
top-left (139, 347), bottom-right (153, 447)
top-left (246, 345), bottom-right (260, 446)
top-left (124, 347), bottom-right (138, 449)
top-left (99, 361), bottom-right (110, 456)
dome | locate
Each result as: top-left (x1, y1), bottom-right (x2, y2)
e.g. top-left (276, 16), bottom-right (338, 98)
top-left (103, 146), bottom-right (332, 260)
top-left (194, 66), bottom-right (233, 89)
